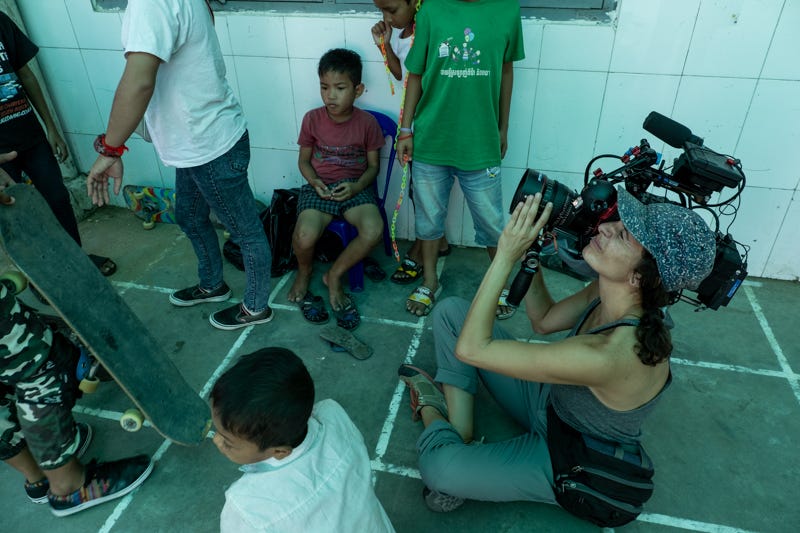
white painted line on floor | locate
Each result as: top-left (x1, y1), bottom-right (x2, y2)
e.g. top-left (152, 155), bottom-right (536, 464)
top-left (98, 439), bottom-right (174, 533)
top-left (744, 285), bottom-right (800, 405)
top-left (637, 512), bottom-right (758, 533)
top-left (111, 280), bottom-right (174, 294)
top-left (670, 357), bottom-right (799, 380)
top-left (199, 326), bottom-right (256, 398)
top-left (371, 458), bottom-right (422, 479)
top-left (72, 405), bottom-right (152, 428)
top-left (374, 323), bottom-right (426, 460)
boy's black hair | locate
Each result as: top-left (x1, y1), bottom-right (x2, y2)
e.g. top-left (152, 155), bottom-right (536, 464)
top-left (210, 347), bottom-right (315, 450)
top-left (318, 48), bottom-right (363, 86)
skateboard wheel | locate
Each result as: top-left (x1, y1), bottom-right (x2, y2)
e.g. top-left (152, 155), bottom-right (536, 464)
top-left (120, 408), bottom-right (144, 432)
top-left (133, 190), bottom-right (145, 200)
top-left (79, 377), bottom-right (99, 394)
top-left (0, 270), bottom-right (27, 295)
top-left (142, 220), bottom-right (156, 230)
top-left (223, 230), bottom-right (231, 240)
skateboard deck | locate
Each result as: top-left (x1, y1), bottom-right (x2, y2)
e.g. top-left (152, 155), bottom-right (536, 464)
top-left (123, 184), bottom-right (267, 233)
top-left (0, 185), bottom-right (211, 446)
top-left (123, 185), bottom-right (176, 228)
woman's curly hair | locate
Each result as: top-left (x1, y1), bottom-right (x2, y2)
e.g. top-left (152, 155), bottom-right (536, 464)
top-left (633, 250), bottom-right (672, 366)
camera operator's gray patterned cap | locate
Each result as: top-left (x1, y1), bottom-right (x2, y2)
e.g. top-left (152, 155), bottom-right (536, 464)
top-left (616, 187), bottom-right (715, 292)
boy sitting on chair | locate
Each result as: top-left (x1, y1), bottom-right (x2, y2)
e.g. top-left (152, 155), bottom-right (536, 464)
top-left (287, 48), bottom-right (385, 331)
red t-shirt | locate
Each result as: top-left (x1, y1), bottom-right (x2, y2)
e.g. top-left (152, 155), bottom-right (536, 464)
top-left (297, 107), bottom-right (384, 185)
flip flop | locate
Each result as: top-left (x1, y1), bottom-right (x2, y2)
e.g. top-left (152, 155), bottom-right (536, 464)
top-left (332, 294), bottom-right (360, 330)
top-left (406, 285), bottom-right (438, 317)
top-left (363, 257), bottom-right (386, 282)
top-left (299, 292), bottom-right (330, 324)
top-left (390, 256), bottom-right (423, 285)
top-left (320, 325), bottom-right (373, 360)
top-left (496, 288), bottom-right (517, 320)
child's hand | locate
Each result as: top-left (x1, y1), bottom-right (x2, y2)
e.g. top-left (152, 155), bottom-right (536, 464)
top-left (314, 182), bottom-right (333, 200)
top-left (396, 137), bottom-right (413, 166)
top-left (46, 127), bottom-right (69, 163)
top-left (330, 182), bottom-right (356, 202)
top-left (0, 152), bottom-right (17, 206)
top-left (500, 129), bottom-right (509, 159)
top-left (371, 21), bottom-right (392, 47)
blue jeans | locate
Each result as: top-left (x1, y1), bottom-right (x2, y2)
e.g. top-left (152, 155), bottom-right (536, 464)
top-left (175, 131), bottom-right (271, 313)
top-left (411, 161), bottom-right (504, 246)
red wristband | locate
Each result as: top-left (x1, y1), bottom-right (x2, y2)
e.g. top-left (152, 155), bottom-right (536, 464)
top-left (94, 134), bottom-right (128, 158)
top-left (397, 133), bottom-right (413, 141)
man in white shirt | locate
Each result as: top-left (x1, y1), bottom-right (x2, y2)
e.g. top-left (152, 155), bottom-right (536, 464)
top-left (86, 0), bottom-right (272, 330)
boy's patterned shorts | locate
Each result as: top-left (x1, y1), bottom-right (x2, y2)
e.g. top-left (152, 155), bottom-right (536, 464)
top-left (298, 178), bottom-right (378, 218)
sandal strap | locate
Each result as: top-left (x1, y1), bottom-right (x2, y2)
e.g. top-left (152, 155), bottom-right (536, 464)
top-left (399, 366), bottom-right (448, 419)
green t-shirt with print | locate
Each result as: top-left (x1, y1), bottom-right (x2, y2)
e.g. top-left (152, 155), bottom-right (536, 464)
top-left (405, 0), bottom-right (524, 170)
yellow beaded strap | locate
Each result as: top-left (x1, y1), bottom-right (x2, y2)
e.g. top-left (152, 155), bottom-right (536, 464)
top-left (379, 36), bottom-right (396, 96)
top-left (389, 0), bottom-right (423, 261)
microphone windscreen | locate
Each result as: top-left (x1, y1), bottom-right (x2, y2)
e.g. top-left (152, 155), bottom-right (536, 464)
top-left (643, 111), bottom-right (692, 149)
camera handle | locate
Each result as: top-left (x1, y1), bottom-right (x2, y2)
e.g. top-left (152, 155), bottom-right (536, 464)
top-left (505, 240), bottom-right (542, 308)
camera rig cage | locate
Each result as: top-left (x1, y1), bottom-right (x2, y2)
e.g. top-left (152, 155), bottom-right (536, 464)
top-left (509, 111), bottom-right (749, 311)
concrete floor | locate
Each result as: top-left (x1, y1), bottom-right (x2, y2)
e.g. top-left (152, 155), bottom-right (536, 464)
top-left (1, 204), bottom-right (798, 533)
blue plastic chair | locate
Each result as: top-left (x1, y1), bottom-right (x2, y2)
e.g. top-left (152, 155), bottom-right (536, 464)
top-left (325, 110), bottom-right (397, 293)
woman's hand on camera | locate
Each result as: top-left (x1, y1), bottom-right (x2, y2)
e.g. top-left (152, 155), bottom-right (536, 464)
top-left (498, 193), bottom-right (552, 263)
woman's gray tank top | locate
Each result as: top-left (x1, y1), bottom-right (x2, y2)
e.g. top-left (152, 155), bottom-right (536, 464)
top-left (550, 299), bottom-right (671, 445)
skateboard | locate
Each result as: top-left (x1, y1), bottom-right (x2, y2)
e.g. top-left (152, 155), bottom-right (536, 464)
top-left (123, 185), bottom-right (176, 230)
top-left (123, 184), bottom-right (267, 238)
top-left (0, 185), bottom-right (211, 445)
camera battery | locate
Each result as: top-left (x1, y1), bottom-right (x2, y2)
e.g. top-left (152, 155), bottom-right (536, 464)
top-left (683, 143), bottom-right (743, 191)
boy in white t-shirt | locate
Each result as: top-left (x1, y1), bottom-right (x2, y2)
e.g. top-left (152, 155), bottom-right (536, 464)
top-left (210, 347), bottom-right (395, 533)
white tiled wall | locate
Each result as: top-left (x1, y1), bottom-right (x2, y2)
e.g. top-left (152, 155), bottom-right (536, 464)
top-left (18, 0), bottom-right (800, 280)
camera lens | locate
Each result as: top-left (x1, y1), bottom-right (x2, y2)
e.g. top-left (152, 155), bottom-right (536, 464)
top-left (510, 169), bottom-right (581, 232)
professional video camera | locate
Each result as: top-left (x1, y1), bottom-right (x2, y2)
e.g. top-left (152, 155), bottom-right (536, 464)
top-left (505, 111), bottom-right (749, 311)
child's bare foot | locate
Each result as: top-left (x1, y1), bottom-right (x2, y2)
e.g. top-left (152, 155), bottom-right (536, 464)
top-left (323, 271), bottom-right (346, 310)
top-left (287, 271), bottom-right (312, 303)
top-left (406, 283), bottom-right (438, 316)
top-left (324, 271), bottom-right (360, 329)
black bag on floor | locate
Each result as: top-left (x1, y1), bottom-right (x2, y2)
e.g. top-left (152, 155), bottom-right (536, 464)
top-left (222, 188), bottom-right (300, 277)
top-left (546, 404), bottom-right (655, 527)
top-left (265, 188), bottom-right (300, 277)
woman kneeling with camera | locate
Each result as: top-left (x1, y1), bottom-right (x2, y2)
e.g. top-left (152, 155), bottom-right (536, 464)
top-left (398, 188), bottom-right (715, 524)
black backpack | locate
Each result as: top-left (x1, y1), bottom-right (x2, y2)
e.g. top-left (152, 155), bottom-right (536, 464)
top-left (223, 188), bottom-right (300, 277)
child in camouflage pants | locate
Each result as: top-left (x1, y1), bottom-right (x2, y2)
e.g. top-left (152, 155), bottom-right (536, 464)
top-left (0, 179), bottom-right (153, 515)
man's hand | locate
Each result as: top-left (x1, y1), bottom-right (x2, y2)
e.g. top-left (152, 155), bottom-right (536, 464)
top-left (87, 155), bottom-right (124, 206)
top-left (0, 151), bottom-right (18, 205)
top-left (371, 21), bottom-right (392, 47)
top-left (47, 126), bottom-right (69, 163)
